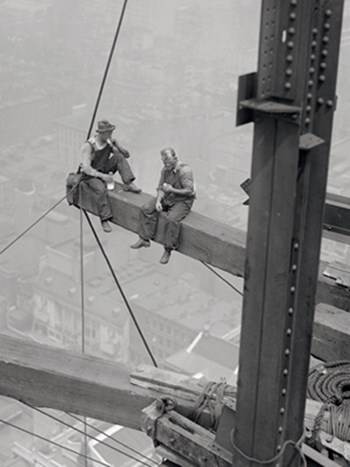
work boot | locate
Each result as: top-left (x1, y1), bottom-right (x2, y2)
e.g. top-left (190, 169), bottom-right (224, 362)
top-left (159, 250), bottom-right (171, 265)
top-left (130, 238), bottom-right (150, 249)
top-left (123, 182), bottom-right (141, 193)
top-left (101, 220), bottom-right (112, 233)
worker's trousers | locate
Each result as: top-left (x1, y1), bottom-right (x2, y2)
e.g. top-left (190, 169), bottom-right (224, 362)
top-left (139, 198), bottom-right (193, 251)
top-left (81, 153), bottom-right (135, 221)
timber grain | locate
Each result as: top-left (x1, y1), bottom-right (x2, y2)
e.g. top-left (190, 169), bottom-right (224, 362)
top-left (72, 182), bottom-right (350, 311)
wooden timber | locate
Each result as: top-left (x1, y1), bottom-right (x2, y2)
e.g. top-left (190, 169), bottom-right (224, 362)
top-left (312, 303), bottom-right (350, 361)
top-left (0, 334), bottom-right (205, 430)
top-left (0, 336), bottom-right (348, 464)
top-left (71, 182), bottom-right (350, 311)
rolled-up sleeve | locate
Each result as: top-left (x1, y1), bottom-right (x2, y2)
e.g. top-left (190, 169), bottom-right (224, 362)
top-left (180, 166), bottom-right (195, 194)
top-left (81, 142), bottom-right (98, 177)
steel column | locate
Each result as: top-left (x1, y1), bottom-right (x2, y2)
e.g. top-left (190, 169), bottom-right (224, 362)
top-left (233, 1), bottom-right (344, 466)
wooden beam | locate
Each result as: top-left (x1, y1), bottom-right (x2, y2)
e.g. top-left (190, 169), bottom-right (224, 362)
top-left (0, 335), bottom-right (202, 429)
top-left (69, 182), bottom-right (350, 311)
top-left (312, 303), bottom-right (350, 361)
top-left (71, 182), bottom-right (246, 277)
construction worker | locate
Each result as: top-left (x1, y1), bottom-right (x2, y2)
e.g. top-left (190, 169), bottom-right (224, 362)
top-left (130, 147), bottom-right (195, 264)
top-left (80, 119), bottom-right (141, 233)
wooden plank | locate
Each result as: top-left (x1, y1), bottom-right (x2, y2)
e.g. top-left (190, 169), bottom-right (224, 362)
top-left (72, 181), bottom-right (246, 277)
top-left (68, 182), bottom-right (350, 312)
top-left (312, 303), bottom-right (350, 361)
top-left (0, 335), bottom-right (206, 430)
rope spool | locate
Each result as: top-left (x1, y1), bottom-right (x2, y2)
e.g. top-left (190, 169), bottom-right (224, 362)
top-left (307, 361), bottom-right (350, 443)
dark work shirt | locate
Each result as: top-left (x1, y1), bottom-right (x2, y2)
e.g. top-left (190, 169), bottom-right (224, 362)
top-left (157, 162), bottom-right (195, 204)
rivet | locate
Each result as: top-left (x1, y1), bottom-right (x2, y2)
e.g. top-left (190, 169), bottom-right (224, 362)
top-left (292, 263), bottom-right (298, 270)
top-left (286, 68), bottom-right (293, 76)
top-left (280, 407), bottom-right (285, 414)
top-left (289, 12), bottom-right (296, 20)
top-left (319, 75), bottom-right (326, 83)
top-left (320, 62), bottom-right (327, 70)
top-left (327, 100), bottom-right (333, 108)
top-left (285, 349), bottom-right (291, 355)
top-left (294, 242), bottom-right (299, 249)
top-left (325, 9), bottom-right (332, 17)
top-left (283, 369), bottom-right (289, 376)
top-left (286, 54), bottom-right (293, 63)
top-left (322, 49), bottom-right (328, 57)
top-left (324, 22), bottom-right (331, 30)
top-left (292, 114), bottom-right (298, 120)
top-left (309, 67), bottom-right (315, 74)
top-left (288, 27), bottom-right (296, 35)
top-left (317, 97), bottom-right (324, 105)
top-left (287, 41), bottom-right (294, 49)
top-left (290, 0), bottom-right (297, 5)
top-left (310, 54), bottom-right (316, 61)
top-left (311, 40), bottom-right (317, 48)
top-left (281, 389), bottom-right (287, 396)
top-left (308, 80), bottom-right (314, 87)
top-left (290, 286), bottom-right (296, 293)
top-left (322, 36), bottom-right (329, 44)
top-left (287, 328), bottom-right (292, 335)
top-left (288, 308), bottom-right (294, 315)
top-left (278, 426), bottom-right (283, 433)
top-left (305, 117), bottom-right (311, 124)
top-left (312, 28), bottom-right (318, 35)
top-left (277, 445), bottom-right (282, 452)
top-left (285, 82), bottom-right (292, 90)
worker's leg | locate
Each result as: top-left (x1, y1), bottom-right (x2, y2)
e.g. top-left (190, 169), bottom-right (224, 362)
top-left (139, 198), bottom-right (159, 240)
top-left (106, 153), bottom-right (135, 184)
top-left (81, 178), bottom-right (112, 221)
top-left (130, 198), bottom-right (158, 249)
top-left (163, 200), bottom-right (193, 251)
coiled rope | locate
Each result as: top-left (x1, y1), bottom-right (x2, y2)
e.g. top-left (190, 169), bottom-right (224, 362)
top-left (307, 361), bottom-right (350, 444)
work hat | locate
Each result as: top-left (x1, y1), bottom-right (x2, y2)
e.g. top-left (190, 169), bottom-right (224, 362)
top-left (96, 120), bottom-right (116, 133)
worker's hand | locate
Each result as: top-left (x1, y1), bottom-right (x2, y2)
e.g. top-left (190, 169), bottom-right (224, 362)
top-left (102, 174), bottom-right (114, 184)
top-left (155, 200), bottom-right (163, 212)
top-left (162, 183), bottom-right (173, 193)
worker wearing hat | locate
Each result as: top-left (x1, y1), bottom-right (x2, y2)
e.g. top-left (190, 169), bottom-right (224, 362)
top-left (80, 119), bottom-right (141, 233)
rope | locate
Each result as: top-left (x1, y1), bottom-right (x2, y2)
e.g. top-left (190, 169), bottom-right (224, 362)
top-left (67, 412), bottom-right (159, 466)
top-left (84, 211), bottom-right (158, 367)
top-left (307, 361), bottom-right (350, 444)
top-left (201, 261), bottom-right (243, 297)
top-left (230, 429), bottom-right (307, 466)
top-left (0, 417), bottom-right (113, 467)
top-left (190, 380), bottom-right (233, 431)
top-left (0, 180), bottom-right (81, 257)
top-left (86, 0), bottom-right (129, 140)
top-left (23, 403), bottom-right (155, 467)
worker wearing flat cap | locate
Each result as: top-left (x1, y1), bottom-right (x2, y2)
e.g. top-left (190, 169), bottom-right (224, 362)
top-left (80, 119), bottom-right (141, 233)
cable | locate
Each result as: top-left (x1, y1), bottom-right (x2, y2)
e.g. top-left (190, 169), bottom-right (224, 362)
top-left (84, 211), bottom-right (158, 367)
top-left (0, 181), bottom-right (81, 257)
top-left (230, 429), bottom-right (307, 466)
top-left (201, 261), bottom-right (243, 297)
top-left (0, 417), bottom-right (112, 467)
top-left (86, 0), bottom-right (129, 140)
top-left (67, 412), bottom-right (159, 466)
top-left (23, 403), bottom-right (155, 467)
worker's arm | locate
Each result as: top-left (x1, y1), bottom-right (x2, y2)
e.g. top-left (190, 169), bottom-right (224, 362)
top-left (155, 170), bottom-right (166, 211)
top-left (81, 143), bottom-right (113, 182)
top-left (162, 166), bottom-right (195, 197)
top-left (109, 139), bottom-right (130, 158)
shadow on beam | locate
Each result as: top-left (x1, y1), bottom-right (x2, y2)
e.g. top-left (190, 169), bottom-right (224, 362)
top-left (70, 182), bottom-right (246, 277)
top-left (68, 182), bottom-right (350, 311)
